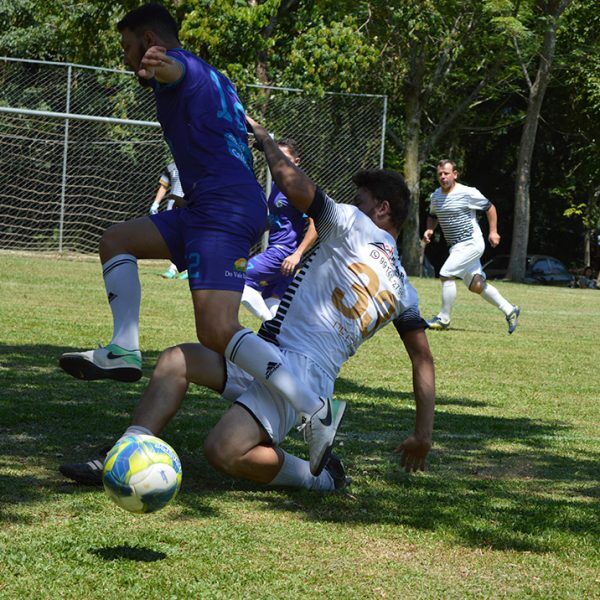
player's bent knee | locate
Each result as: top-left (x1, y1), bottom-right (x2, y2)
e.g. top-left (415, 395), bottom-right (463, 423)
top-left (154, 346), bottom-right (186, 378)
top-left (196, 319), bottom-right (238, 355)
top-left (467, 274), bottom-right (485, 294)
top-left (99, 224), bottom-right (128, 258)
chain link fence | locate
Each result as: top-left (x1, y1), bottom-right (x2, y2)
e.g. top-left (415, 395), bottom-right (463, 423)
top-left (0, 57), bottom-right (387, 254)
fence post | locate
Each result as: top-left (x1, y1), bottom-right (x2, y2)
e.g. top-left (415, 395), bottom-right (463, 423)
top-left (58, 65), bottom-right (72, 253)
top-left (380, 95), bottom-right (388, 168)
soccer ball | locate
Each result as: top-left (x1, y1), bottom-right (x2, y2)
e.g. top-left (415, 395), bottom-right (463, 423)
top-left (102, 434), bottom-right (182, 514)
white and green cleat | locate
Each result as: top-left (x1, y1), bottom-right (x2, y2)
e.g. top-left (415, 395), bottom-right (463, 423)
top-left (59, 344), bottom-right (142, 382)
top-left (304, 397), bottom-right (347, 476)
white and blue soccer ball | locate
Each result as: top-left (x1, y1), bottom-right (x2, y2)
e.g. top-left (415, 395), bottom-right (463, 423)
top-left (102, 434), bottom-right (182, 514)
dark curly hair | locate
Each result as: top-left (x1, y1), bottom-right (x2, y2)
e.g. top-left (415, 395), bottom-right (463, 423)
top-left (276, 138), bottom-right (301, 160)
top-left (352, 169), bottom-right (410, 230)
top-left (117, 3), bottom-right (179, 40)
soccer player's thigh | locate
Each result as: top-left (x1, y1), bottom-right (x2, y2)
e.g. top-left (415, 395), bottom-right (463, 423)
top-left (205, 402), bottom-right (270, 461)
top-left (439, 240), bottom-right (483, 280)
top-left (100, 215), bottom-right (173, 261)
top-left (185, 230), bottom-right (251, 350)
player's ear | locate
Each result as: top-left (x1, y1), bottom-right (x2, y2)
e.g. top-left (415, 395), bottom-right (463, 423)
top-left (143, 30), bottom-right (156, 48)
top-left (378, 199), bottom-right (391, 217)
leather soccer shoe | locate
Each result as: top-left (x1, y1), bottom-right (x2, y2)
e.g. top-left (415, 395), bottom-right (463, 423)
top-left (59, 446), bottom-right (111, 485)
top-left (426, 316), bottom-right (450, 330)
top-left (324, 454), bottom-right (352, 490)
top-left (59, 344), bottom-right (142, 382)
top-left (506, 305), bottom-right (521, 334)
top-left (304, 397), bottom-right (347, 476)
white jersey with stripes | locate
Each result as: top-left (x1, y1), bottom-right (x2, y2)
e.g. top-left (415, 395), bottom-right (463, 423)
top-left (428, 183), bottom-right (491, 246)
top-left (159, 162), bottom-right (184, 198)
top-left (258, 189), bottom-right (425, 380)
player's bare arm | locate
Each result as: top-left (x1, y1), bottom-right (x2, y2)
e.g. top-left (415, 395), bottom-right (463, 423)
top-left (139, 46), bottom-right (183, 83)
top-left (486, 204), bottom-right (501, 247)
top-left (394, 328), bottom-right (435, 472)
top-left (422, 216), bottom-right (438, 244)
top-left (281, 218), bottom-right (317, 276)
top-left (246, 116), bottom-right (316, 214)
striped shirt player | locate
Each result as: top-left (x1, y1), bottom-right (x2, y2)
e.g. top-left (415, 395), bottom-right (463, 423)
top-left (150, 162), bottom-right (187, 279)
top-left (423, 159), bottom-right (520, 333)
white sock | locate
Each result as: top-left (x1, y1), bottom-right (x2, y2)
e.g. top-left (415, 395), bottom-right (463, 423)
top-left (241, 285), bottom-right (273, 322)
top-left (225, 328), bottom-right (322, 415)
top-left (121, 425), bottom-right (154, 439)
top-left (167, 263), bottom-right (177, 274)
top-left (265, 297), bottom-right (280, 318)
top-left (439, 280), bottom-right (457, 322)
top-left (481, 283), bottom-right (513, 316)
top-left (269, 451), bottom-right (334, 491)
top-left (103, 254), bottom-right (141, 350)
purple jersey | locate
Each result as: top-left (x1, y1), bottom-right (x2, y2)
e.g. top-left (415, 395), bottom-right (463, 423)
top-left (267, 184), bottom-right (307, 252)
top-left (151, 49), bottom-right (262, 205)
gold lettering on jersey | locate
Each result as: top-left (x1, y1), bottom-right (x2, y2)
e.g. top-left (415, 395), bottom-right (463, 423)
top-left (332, 262), bottom-right (398, 338)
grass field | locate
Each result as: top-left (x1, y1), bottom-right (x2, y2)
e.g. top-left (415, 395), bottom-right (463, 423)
top-left (1, 251), bottom-right (599, 599)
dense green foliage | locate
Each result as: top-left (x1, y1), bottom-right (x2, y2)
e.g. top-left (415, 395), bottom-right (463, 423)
top-left (1, 253), bottom-right (599, 597)
top-left (1, 0), bottom-right (598, 266)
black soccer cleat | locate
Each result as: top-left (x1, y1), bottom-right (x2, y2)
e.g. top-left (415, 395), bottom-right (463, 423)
top-left (323, 453), bottom-right (352, 490)
top-left (59, 446), bottom-right (111, 485)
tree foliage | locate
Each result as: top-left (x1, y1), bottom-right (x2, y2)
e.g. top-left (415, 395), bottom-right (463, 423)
top-left (1, 0), bottom-right (598, 268)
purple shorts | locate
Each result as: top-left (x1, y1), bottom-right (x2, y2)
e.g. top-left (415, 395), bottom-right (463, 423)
top-left (150, 189), bottom-right (266, 292)
top-left (245, 245), bottom-right (294, 298)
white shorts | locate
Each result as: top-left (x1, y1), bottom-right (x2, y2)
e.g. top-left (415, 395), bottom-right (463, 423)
top-left (222, 348), bottom-right (334, 445)
top-left (439, 238), bottom-right (485, 280)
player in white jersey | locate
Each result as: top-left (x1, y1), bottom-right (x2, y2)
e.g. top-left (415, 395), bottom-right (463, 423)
top-left (149, 162), bottom-right (187, 279)
top-left (59, 119), bottom-right (436, 491)
top-left (423, 159), bottom-right (520, 333)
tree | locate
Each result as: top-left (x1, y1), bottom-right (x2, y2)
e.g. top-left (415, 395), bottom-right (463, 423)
top-left (507, 0), bottom-right (572, 281)
top-left (364, 1), bottom-right (524, 275)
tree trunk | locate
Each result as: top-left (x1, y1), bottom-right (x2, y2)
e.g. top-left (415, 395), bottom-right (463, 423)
top-left (401, 46), bottom-right (426, 276)
top-left (508, 0), bottom-right (571, 281)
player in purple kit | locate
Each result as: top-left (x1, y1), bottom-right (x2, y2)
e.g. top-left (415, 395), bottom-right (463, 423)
top-left (59, 3), bottom-right (267, 381)
top-left (242, 138), bottom-right (317, 321)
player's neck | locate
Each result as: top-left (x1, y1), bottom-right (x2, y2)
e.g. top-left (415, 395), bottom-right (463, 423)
top-left (441, 182), bottom-right (457, 194)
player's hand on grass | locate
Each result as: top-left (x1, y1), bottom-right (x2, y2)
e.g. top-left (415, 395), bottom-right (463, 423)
top-left (281, 252), bottom-right (301, 276)
top-left (394, 433), bottom-right (432, 473)
top-left (488, 231), bottom-right (501, 247)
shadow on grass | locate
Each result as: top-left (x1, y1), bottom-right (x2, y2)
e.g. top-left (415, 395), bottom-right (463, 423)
top-left (91, 545), bottom-right (166, 562)
top-left (1, 343), bottom-right (599, 554)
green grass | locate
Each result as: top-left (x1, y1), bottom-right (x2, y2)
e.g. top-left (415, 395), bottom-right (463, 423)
top-left (0, 251), bottom-right (599, 599)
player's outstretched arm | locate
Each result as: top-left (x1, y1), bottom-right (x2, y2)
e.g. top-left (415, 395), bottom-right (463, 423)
top-left (394, 328), bottom-right (435, 472)
top-left (150, 182), bottom-right (169, 214)
top-left (486, 204), bottom-right (501, 247)
top-left (139, 46), bottom-right (183, 84)
top-left (247, 116), bottom-right (316, 214)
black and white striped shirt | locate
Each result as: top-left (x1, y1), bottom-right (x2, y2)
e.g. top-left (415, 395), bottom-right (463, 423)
top-left (429, 183), bottom-right (491, 246)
